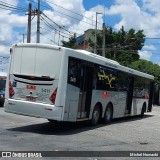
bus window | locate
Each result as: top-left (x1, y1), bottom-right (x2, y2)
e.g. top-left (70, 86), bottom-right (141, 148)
top-left (68, 58), bottom-right (81, 87)
top-left (115, 71), bottom-right (128, 91)
top-left (133, 76), bottom-right (150, 98)
top-left (96, 65), bottom-right (117, 91)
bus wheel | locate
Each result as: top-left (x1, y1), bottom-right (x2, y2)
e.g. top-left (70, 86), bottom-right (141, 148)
top-left (90, 106), bottom-right (100, 126)
top-left (104, 104), bottom-right (113, 124)
top-left (140, 104), bottom-right (146, 117)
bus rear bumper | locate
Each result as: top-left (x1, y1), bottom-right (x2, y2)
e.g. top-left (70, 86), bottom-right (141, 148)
top-left (4, 99), bottom-right (63, 121)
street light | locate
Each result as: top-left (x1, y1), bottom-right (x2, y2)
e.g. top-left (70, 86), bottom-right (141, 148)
top-left (94, 12), bottom-right (102, 54)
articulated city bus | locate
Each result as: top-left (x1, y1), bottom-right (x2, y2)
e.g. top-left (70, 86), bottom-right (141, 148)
top-left (4, 43), bottom-right (154, 125)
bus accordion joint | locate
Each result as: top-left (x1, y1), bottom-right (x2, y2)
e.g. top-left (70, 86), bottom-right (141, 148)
top-left (50, 88), bottom-right (57, 104)
top-left (9, 81), bottom-right (15, 98)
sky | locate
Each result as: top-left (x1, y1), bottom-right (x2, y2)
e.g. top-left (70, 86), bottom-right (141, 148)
top-left (1, 0), bottom-right (160, 72)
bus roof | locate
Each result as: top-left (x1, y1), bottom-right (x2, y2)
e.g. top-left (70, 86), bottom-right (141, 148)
top-left (12, 43), bottom-right (154, 80)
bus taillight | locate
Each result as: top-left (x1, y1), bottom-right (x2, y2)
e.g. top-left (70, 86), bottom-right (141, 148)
top-left (50, 88), bottom-right (57, 104)
top-left (9, 81), bottom-right (14, 98)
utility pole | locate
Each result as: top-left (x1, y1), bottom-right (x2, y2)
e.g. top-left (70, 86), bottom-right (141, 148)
top-left (27, 3), bottom-right (32, 43)
top-left (102, 23), bottom-right (106, 57)
top-left (36, 0), bottom-right (40, 43)
top-left (58, 26), bottom-right (65, 46)
top-left (83, 31), bottom-right (86, 49)
top-left (20, 33), bottom-right (25, 43)
top-left (58, 26), bottom-right (61, 46)
top-left (94, 12), bottom-right (102, 54)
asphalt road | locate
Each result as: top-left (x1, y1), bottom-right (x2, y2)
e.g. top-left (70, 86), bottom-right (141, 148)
top-left (0, 106), bottom-right (160, 160)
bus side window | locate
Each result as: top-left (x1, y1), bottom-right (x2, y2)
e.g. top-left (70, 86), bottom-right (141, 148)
top-left (115, 72), bottom-right (128, 91)
top-left (68, 58), bottom-right (81, 87)
top-left (96, 66), bottom-right (116, 91)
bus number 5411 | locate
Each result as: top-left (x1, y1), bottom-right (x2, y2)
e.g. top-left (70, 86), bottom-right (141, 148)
top-left (41, 88), bottom-right (50, 93)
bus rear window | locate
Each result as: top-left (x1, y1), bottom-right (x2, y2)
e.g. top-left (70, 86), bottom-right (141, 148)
top-left (10, 47), bottom-right (62, 78)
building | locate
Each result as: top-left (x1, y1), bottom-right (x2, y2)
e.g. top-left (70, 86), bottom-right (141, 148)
top-left (76, 29), bottom-right (102, 52)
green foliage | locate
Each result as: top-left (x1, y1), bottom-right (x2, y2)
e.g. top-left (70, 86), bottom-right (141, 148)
top-left (61, 26), bottom-right (160, 86)
top-left (129, 59), bottom-right (160, 86)
top-left (88, 26), bottom-right (145, 66)
top-left (61, 33), bottom-right (79, 49)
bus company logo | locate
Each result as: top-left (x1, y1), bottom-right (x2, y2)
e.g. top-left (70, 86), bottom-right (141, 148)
top-left (102, 91), bottom-right (109, 99)
top-left (2, 152), bottom-right (11, 157)
top-left (26, 85), bottom-right (36, 90)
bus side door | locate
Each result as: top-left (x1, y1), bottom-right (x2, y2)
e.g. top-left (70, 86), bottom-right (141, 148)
top-left (77, 63), bottom-right (94, 119)
top-left (126, 77), bottom-right (134, 114)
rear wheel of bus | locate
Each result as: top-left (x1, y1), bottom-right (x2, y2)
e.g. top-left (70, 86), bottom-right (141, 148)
top-left (140, 103), bottom-right (146, 117)
top-left (104, 103), bottom-right (113, 124)
top-left (90, 105), bottom-right (101, 126)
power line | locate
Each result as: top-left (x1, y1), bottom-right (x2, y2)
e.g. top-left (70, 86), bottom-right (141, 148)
top-left (44, 0), bottom-right (102, 26)
top-left (40, 19), bottom-right (71, 46)
top-left (41, 15), bottom-right (72, 37)
top-left (40, 26), bottom-right (56, 34)
top-left (1, 0), bottom-right (26, 9)
top-left (27, 0), bottom-right (101, 29)
top-left (40, 27), bottom-right (69, 44)
top-left (40, 32), bottom-right (58, 45)
top-left (42, 12), bottom-right (74, 35)
top-left (27, 0), bottom-right (101, 33)
top-left (0, 1), bottom-right (27, 12)
top-left (30, 0), bottom-right (102, 26)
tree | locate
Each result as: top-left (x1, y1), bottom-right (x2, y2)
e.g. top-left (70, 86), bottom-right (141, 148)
top-left (87, 26), bottom-right (145, 66)
top-left (129, 59), bottom-right (160, 86)
top-left (61, 33), bottom-right (79, 49)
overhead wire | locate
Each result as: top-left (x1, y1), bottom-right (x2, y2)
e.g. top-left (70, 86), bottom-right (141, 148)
top-left (40, 32), bottom-right (58, 45)
top-left (2, 0), bottom-right (160, 56)
top-left (1, 0), bottom-right (26, 9)
top-left (44, 0), bottom-right (103, 26)
top-left (0, 1), bottom-right (27, 12)
top-left (42, 12), bottom-right (74, 35)
top-left (27, 0), bottom-right (101, 30)
top-left (41, 16), bottom-right (69, 35)
top-left (40, 15), bottom-right (70, 38)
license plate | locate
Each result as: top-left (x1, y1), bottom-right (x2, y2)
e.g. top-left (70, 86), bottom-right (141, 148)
top-left (26, 96), bottom-right (36, 102)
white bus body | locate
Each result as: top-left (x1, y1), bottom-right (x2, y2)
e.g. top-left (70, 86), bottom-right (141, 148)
top-left (4, 43), bottom-right (154, 124)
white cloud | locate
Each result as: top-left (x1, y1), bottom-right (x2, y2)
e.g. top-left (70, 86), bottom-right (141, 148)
top-left (0, 45), bottom-right (6, 53)
top-left (1, 0), bottom-right (160, 65)
top-left (0, 7), bottom-right (27, 54)
top-left (142, 45), bottom-right (156, 50)
top-left (40, 1), bottom-right (104, 44)
top-left (138, 50), bottom-right (152, 60)
top-left (45, 0), bottom-right (85, 26)
top-left (106, 0), bottom-right (141, 30)
top-left (106, 0), bottom-right (160, 38)
top-left (69, 7), bottom-right (104, 35)
top-left (142, 0), bottom-right (160, 13)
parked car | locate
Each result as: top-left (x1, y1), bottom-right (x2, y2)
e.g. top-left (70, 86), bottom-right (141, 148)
top-left (0, 72), bottom-right (7, 107)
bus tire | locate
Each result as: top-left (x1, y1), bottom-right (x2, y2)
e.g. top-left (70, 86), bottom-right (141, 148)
top-left (140, 104), bottom-right (146, 117)
top-left (104, 104), bottom-right (113, 124)
top-left (90, 106), bottom-right (100, 126)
